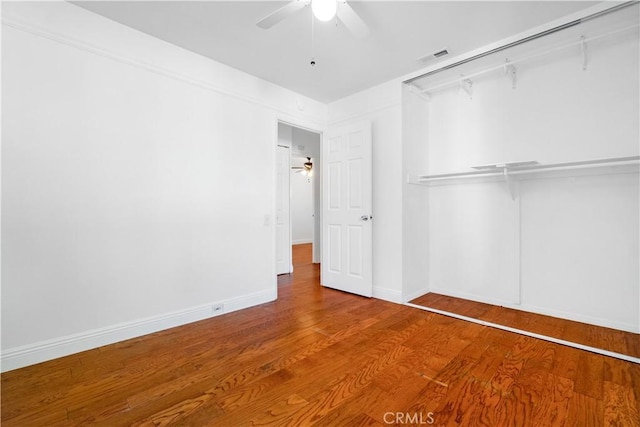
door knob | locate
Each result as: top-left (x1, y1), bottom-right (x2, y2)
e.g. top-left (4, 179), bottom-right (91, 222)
top-left (360, 215), bottom-right (369, 221)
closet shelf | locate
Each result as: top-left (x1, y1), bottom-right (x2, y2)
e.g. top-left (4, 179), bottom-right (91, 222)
top-left (410, 23), bottom-right (639, 97)
top-left (408, 156), bottom-right (639, 198)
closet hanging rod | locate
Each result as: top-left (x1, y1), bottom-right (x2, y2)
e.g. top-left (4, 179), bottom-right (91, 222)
top-left (416, 23), bottom-right (639, 95)
top-left (403, 1), bottom-right (637, 86)
top-left (413, 156), bottom-right (640, 183)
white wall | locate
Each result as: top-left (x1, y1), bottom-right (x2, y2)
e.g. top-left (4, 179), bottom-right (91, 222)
top-left (401, 87), bottom-right (430, 302)
top-left (1, 2), bottom-right (327, 371)
top-left (404, 5), bottom-right (640, 332)
top-left (328, 81), bottom-right (404, 303)
top-left (5, 0), bottom-right (635, 374)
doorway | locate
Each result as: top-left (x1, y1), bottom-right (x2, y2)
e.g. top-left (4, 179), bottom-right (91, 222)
top-left (276, 122), bottom-right (321, 276)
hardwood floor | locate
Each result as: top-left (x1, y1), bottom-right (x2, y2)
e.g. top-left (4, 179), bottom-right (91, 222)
top-left (410, 293), bottom-right (640, 359)
top-left (2, 243), bottom-right (639, 426)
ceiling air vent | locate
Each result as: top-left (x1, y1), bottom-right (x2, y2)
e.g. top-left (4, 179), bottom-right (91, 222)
top-left (433, 49), bottom-right (449, 58)
top-left (417, 48), bottom-right (449, 64)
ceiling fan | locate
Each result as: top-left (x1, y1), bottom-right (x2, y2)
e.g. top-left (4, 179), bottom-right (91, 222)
top-left (256, 0), bottom-right (370, 38)
top-left (292, 157), bottom-right (314, 176)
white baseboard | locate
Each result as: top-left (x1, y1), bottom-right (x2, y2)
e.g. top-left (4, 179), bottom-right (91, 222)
top-left (429, 286), bottom-right (518, 308)
top-left (1, 289), bottom-right (276, 372)
top-left (427, 287), bottom-right (639, 334)
top-left (373, 286), bottom-right (403, 303)
top-left (518, 303), bottom-right (639, 334)
top-left (402, 287), bottom-right (431, 304)
top-left (292, 239), bottom-right (312, 245)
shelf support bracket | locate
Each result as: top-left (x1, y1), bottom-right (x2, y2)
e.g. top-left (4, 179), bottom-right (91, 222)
top-left (504, 59), bottom-right (517, 89)
top-left (581, 36), bottom-right (588, 71)
top-left (459, 77), bottom-right (473, 100)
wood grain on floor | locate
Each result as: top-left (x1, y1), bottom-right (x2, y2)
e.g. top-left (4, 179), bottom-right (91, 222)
top-left (410, 292), bottom-right (640, 359)
top-left (2, 244), bottom-right (639, 426)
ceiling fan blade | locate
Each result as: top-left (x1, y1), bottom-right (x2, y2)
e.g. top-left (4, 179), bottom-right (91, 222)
top-left (256, 0), bottom-right (309, 29)
top-left (336, 1), bottom-right (370, 38)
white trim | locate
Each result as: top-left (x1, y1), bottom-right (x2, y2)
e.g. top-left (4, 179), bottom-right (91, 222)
top-left (275, 143), bottom-right (293, 275)
top-left (0, 13), bottom-right (325, 125)
top-left (328, 99), bottom-right (401, 127)
top-left (427, 287), bottom-right (639, 334)
top-left (0, 289), bottom-right (276, 373)
top-left (401, 2), bottom-right (628, 85)
top-left (277, 115), bottom-right (326, 137)
top-left (373, 286), bottom-right (403, 304)
top-left (292, 239), bottom-right (313, 245)
top-left (402, 286), bottom-right (431, 304)
top-left (327, 3), bottom-right (623, 128)
top-left (514, 187), bottom-right (522, 305)
top-left (406, 303), bottom-right (640, 364)
top-left (518, 303), bottom-right (639, 335)
top-left (429, 286), bottom-right (520, 308)
top-left (275, 115), bottom-right (325, 279)
top-left (0, 0), bottom-right (4, 369)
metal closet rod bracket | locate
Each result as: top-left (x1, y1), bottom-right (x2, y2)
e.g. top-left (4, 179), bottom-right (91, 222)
top-left (471, 161), bottom-right (539, 199)
top-left (504, 59), bottom-right (517, 89)
top-left (459, 77), bottom-right (473, 99)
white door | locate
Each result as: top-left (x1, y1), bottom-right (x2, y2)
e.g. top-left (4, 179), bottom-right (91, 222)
top-left (276, 145), bottom-right (292, 274)
top-left (322, 121), bottom-right (372, 297)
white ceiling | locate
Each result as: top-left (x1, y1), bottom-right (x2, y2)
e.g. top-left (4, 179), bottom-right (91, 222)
top-left (73, 1), bottom-right (599, 103)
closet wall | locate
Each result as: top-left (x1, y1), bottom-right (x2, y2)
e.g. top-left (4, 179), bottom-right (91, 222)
top-left (403, 4), bottom-right (639, 332)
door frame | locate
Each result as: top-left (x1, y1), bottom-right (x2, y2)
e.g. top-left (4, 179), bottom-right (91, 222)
top-left (275, 144), bottom-right (292, 275)
top-left (274, 116), bottom-right (324, 293)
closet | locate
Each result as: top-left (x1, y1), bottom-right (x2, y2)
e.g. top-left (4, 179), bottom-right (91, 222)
top-left (402, 3), bottom-right (639, 333)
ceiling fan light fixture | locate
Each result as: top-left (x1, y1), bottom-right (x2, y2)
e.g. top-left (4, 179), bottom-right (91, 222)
top-left (304, 157), bottom-right (313, 176)
top-left (312, 0), bottom-right (337, 22)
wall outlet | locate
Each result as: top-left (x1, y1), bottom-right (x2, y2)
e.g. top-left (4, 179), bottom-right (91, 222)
top-left (211, 303), bottom-right (224, 314)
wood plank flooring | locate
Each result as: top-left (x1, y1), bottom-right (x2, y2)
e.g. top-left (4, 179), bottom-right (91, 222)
top-left (410, 293), bottom-right (640, 359)
top-left (2, 243), bottom-right (639, 426)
